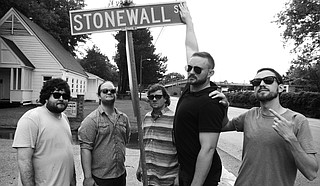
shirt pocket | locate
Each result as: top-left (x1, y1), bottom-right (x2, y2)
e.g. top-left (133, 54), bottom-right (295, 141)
top-left (98, 119), bottom-right (111, 135)
top-left (117, 119), bottom-right (128, 141)
top-left (117, 120), bottom-right (127, 133)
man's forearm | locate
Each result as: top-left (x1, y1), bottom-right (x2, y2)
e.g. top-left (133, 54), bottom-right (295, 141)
top-left (191, 148), bottom-right (215, 186)
top-left (80, 149), bottom-right (93, 179)
top-left (18, 159), bottom-right (35, 186)
top-left (287, 136), bottom-right (318, 180)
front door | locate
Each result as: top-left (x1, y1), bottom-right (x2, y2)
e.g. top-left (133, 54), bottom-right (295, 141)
top-left (0, 69), bottom-right (10, 100)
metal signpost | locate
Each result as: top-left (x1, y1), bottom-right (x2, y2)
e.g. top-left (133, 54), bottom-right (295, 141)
top-left (70, 2), bottom-right (184, 185)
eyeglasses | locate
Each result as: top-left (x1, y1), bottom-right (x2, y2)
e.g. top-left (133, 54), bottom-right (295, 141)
top-left (147, 95), bottom-right (163, 100)
top-left (185, 65), bottom-right (203, 74)
top-left (250, 76), bottom-right (278, 86)
top-left (101, 88), bottom-right (116, 94)
top-left (52, 92), bottom-right (70, 100)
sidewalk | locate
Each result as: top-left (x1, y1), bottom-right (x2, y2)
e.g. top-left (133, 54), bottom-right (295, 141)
top-left (74, 145), bottom-right (236, 186)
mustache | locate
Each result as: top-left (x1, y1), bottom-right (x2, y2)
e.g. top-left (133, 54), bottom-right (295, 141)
top-left (188, 74), bottom-right (197, 79)
top-left (258, 86), bottom-right (269, 92)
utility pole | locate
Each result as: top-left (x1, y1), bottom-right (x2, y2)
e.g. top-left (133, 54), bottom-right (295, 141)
top-left (140, 56), bottom-right (143, 100)
top-left (139, 57), bottom-right (151, 100)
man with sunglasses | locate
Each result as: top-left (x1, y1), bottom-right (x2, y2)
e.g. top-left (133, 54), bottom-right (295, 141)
top-left (172, 3), bottom-right (226, 186)
top-left (78, 81), bottom-right (131, 186)
top-left (136, 84), bottom-right (179, 186)
top-left (12, 78), bottom-right (76, 186)
top-left (211, 68), bottom-right (318, 185)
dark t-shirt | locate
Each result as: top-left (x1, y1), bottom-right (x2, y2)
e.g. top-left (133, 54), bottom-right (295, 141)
top-left (174, 84), bottom-right (225, 184)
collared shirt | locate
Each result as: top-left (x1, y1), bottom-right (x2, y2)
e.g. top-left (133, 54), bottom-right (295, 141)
top-left (143, 107), bottom-right (178, 186)
top-left (78, 105), bottom-right (131, 179)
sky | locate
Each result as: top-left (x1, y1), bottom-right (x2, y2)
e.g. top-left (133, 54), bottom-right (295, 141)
top-left (78, 0), bottom-right (293, 83)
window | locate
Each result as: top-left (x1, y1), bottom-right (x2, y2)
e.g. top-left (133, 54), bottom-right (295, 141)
top-left (76, 79), bottom-right (78, 93)
top-left (80, 80), bottom-right (83, 93)
top-left (71, 78), bottom-right (74, 93)
top-left (43, 76), bottom-right (52, 85)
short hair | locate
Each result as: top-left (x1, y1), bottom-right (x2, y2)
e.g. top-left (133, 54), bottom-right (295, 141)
top-left (147, 83), bottom-right (171, 106)
top-left (97, 81), bottom-right (115, 96)
top-left (39, 78), bottom-right (70, 105)
top-left (191, 52), bottom-right (215, 69)
top-left (256, 68), bottom-right (284, 84)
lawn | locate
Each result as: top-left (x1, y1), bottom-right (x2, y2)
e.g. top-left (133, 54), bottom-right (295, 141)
top-left (0, 99), bottom-right (151, 185)
top-left (0, 99), bottom-right (152, 130)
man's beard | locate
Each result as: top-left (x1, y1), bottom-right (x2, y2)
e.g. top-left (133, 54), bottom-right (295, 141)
top-left (46, 101), bottom-right (67, 113)
top-left (255, 87), bottom-right (278, 102)
top-left (101, 98), bottom-right (115, 106)
top-left (188, 75), bottom-right (207, 87)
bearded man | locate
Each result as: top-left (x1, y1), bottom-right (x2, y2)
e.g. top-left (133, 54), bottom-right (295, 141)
top-left (13, 78), bottom-right (76, 186)
top-left (78, 81), bottom-right (131, 186)
top-left (212, 68), bottom-right (318, 186)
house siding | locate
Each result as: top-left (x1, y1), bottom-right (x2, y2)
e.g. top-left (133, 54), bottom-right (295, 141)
top-left (4, 36), bottom-right (62, 70)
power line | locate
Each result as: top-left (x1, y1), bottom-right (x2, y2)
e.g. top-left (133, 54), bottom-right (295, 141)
top-left (154, 27), bottom-right (164, 45)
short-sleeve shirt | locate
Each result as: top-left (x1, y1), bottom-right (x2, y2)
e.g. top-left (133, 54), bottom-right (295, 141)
top-left (78, 105), bottom-right (131, 179)
top-left (174, 85), bottom-right (225, 184)
top-left (231, 107), bottom-right (317, 186)
top-left (143, 107), bottom-right (178, 186)
top-left (12, 106), bottom-right (75, 186)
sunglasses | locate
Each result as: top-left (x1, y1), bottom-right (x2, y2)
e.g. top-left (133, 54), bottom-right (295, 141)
top-left (101, 88), bottom-right (116, 94)
top-left (250, 76), bottom-right (278, 86)
top-left (147, 95), bottom-right (163, 100)
top-left (185, 65), bottom-right (203, 74)
top-left (52, 92), bottom-right (70, 100)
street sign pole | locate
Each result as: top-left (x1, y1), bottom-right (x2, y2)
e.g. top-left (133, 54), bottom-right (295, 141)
top-left (125, 30), bottom-right (147, 186)
top-left (69, 2), bottom-right (186, 186)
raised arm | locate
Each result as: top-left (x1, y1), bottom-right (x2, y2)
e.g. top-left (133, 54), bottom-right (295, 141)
top-left (179, 3), bottom-right (199, 63)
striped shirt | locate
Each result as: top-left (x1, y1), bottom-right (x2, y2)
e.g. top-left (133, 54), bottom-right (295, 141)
top-left (143, 107), bottom-right (179, 186)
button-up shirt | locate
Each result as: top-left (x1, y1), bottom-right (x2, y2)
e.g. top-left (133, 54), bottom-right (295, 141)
top-left (78, 105), bottom-right (131, 179)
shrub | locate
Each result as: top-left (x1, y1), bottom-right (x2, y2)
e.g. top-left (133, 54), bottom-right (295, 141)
top-left (225, 91), bottom-right (320, 119)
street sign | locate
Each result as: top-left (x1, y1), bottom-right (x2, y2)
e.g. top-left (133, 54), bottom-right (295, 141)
top-left (70, 1), bottom-right (184, 35)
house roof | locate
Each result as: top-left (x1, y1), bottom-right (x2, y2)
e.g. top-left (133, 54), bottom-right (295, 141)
top-left (86, 72), bottom-right (104, 81)
top-left (1, 36), bottom-right (35, 68)
top-left (13, 8), bottom-right (87, 76)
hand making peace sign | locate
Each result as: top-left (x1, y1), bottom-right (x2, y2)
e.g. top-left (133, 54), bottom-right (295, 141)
top-left (269, 108), bottom-right (297, 141)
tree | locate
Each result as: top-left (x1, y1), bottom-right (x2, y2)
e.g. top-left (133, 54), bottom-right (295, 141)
top-left (0, 0), bottom-right (88, 56)
top-left (161, 72), bottom-right (185, 85)
top-left (80, 45), bottom-right (119, 84)
top-left (114, 29), bottom-right (168, 93)
top-left (276, 0), bottom-right (320, 92)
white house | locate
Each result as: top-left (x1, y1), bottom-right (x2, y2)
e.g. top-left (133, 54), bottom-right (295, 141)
top-left (85, 72), bottom-right (104, 102)
top-left (0, 8), bottom-right (103, 105)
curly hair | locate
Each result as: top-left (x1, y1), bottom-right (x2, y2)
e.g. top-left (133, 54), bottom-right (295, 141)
top-left (147, 83), bottom-right (171, 106)
top-left (39, 78), bottom-right (71, 105)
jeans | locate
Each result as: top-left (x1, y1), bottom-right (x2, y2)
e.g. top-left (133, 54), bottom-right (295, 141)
top-left (92, 172), bottom-right (126, 186)
top-left (179, 167), bottom-right (218, 186)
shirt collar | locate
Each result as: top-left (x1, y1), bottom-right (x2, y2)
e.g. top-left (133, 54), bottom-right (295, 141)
top-left (98, 105), bottom-right (122, 116)
top-left (151, 107), bottom-right (169, 120)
